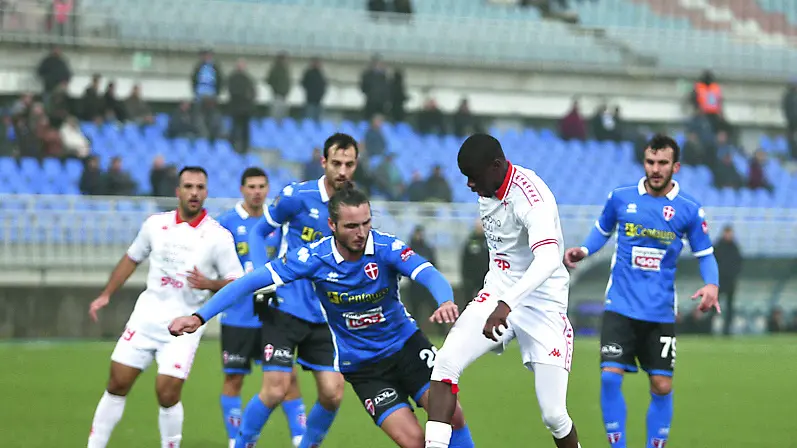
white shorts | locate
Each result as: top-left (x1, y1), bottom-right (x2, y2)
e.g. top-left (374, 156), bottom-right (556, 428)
top-left (110, 324), bottom-right (204, 380)
top-left (431, 293), bottom-right (574, 385)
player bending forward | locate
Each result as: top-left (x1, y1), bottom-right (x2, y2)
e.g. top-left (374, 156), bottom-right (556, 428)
top-left (425, 134), bottom-right (581, 448)
top-left (564, 134), bottom-right (720, 448)
top-left (87, 167), bottom-right (245, 448)
top-left (170, 185), bottom-right (477, 448)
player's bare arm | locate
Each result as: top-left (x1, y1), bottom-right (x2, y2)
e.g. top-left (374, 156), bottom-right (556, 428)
top-left (88, 255), bottom-right (139, 322)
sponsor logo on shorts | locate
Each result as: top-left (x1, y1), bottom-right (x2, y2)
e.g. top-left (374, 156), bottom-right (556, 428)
top-left (342, 307), bottom-right (386, 330)
top-left (373, 388), bottom-right (398, 408)
top-left (264, 344), bottom-right (274, 361)
top-left (601, 343), bottom-right (623, 358)
top-left (364, 398), bottom-right (375, 416)
top-left (631, 246), bottom-right (665, 272)
top-left (222, 351), bottom-right (247, 365)
top-left (263, 344), bottom-right (293, 362)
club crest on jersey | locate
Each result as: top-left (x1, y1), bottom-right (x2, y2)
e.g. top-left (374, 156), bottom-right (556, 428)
top-left (263, 344), bottom-right (274, 362)
top-left (364, 262), bottom-right (379, 280)
top-left (662, 205), bottom-right (675, 221)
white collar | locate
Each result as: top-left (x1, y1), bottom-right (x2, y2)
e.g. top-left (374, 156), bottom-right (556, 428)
top-left (318, 176), bottom-right (330, 203)
top-left (331, 231), bottom-right (375, 263)
top-left (234, 201), bottom-right (249, 219)
top-left (637, 177), bottom-right (679, 201)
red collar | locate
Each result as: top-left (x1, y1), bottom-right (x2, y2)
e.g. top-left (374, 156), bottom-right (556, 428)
top-left (175, 209), bottom-right (207, 228)
top-left (495, 161), bottom-right (514, 200)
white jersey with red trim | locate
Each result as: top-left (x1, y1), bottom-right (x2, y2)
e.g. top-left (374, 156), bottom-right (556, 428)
top-left (479, 162), bottom-right (570, 311)
top-left (125, 209), bottom-right (244, 339)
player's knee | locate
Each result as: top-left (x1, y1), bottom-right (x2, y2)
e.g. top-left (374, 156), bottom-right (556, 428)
top-left (430, 349), bottom-right (463, 385)
top-left (540, 408), bottom-right (573, 439)
top-left (223, 374), bottom-right (245, 395)
top-left (649, 376), bottom-right (672, 395)
top-left (259, 374), bottom-right (291, 407)
top-left (156, 388), bottom-right (181, 408)
top-left (390, 425), bottom-right (424, 448)
top-left (317, 376), bottom-right (345, 410)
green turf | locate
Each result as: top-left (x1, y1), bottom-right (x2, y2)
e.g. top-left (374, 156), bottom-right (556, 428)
top-left (1, 336), bottom-right (795, 447)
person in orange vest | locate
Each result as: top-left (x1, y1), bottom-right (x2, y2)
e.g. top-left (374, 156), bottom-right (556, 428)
top-left (692, 70), bottom-right (723, 133)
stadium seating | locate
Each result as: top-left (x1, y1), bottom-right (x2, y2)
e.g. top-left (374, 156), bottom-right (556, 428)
top-left (76, 0), bottom-right (797, 78)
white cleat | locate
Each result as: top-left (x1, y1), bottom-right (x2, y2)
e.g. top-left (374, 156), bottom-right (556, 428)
top-left (228, 439), bottom-right (235, 448)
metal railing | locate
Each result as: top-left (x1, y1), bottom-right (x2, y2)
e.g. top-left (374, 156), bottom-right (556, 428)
top-left (0, 1), bottom-right (795, 78)
top-left (1, 194), bottom-right (796, 274)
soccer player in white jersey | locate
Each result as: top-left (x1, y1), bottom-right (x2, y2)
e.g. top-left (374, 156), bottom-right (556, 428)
top-left (86, 166), bottom-right (245, 448)
top-left (425, 134), bottom-right (582, 448)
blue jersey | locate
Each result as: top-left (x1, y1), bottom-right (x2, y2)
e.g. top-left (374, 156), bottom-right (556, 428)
top-left (593, 179), bottom-right (714, 323)
top-left (266, 231), bottom-right (431, 372)
top-left (252, 177), bottom-right (331, 324)
top-left (216, 203), bottom-right (282, 328)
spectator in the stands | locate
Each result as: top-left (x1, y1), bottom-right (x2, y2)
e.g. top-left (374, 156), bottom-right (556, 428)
top-left (405, 170), bottom-right (426, 202)
top-left (60, 116), bottom-right (90, 159)
top-left (591, 102), bottom-right (620, 142)
top-left (559, 98), bottom-right (586, 141)
top-left (104, 156), bottom-right (136, 195)
top-left (192, 49), bottom-right (223, 100)
top-left (712, 148), bottom-right (743, 190)
top-left (228, 58), bottom-right (256, 153)
top-left (80, 74), bottom-right (104, 122)
top-left (194, 98), bottom-right (225, 142)
top-left (453, 98), bottom-right (476, 137)
top-left (36, 45), bottom-right (71, 95)
top-left (692, 69), bottom-right (723, 135)
top-left (166, 101), bottom-right (198, 139)
top-left (394, 0), bottom-right (413, 15)
top-left (50, 0), bottom-right (75, 39)
top-left (367, 0), bottom-right (387, 19)
top-left (125, 84), bottom-right (154, 125)
top-left (79, 155), bottom-right (103, 195)
top-left (103, 81), bottom-right (127, 123)
top-left (390, 68), bottom-right (407, 122)
top-left (374, 152), bottom-right (403, 200)
top-left (748, 150), bottom-right (772, 192)
top-left (267, 52), bottom-right (292, 121)
top-left (302, 148), bottom-right (325, 181)
top-left (150, 155), bottom-right (178, 196)
top-left (361, 55), bottom-right (390, 119)
top-left (686, 110), bottom-right (716, 151)
top-left (364, 114), bottom-right (387, 156)
top-left (10, 93), bottom-right (33, 118)
top-left (768, 307), bottom-right (787, 333)
top-left (417, 98), bottom-right (445, 135)
top-left (426, 164), bottom-right (452, 202)
top-left (36, 115), bottom-right (62, 158)
top-left (682, 132), bottom-right (707, 166)
top-left (301, 57), bottom-right (327, 122)
top-left (782, 78), bottom-right (797, 159)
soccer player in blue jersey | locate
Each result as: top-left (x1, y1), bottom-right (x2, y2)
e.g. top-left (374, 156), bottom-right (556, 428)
top-left (215, 167), bottom-right (306, 448)
top-left (170, 185), bottom-right (476, 448)
top-left (563, 134), bottom-right (721, 448)
top-left (225, 133), bottom-right (358, 447)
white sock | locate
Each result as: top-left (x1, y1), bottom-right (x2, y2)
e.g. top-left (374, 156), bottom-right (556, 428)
top-left (87, 391), bottom-right (126, 448)
top-left (425, 421), bottom-right (452, 448)
top-left (228, 440), bottom-right (236, 448)
top-left (158, 402), bottom-right (184, 448)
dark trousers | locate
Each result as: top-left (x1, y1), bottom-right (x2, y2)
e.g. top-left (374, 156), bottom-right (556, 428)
top-left (722, 285), bottom-right (736, 336)
top-left (230, 114), bottom-right (250, 153)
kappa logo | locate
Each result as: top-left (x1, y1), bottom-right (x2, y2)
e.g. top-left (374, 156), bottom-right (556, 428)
top-left (662, 205), bottom-right (675, 221)
top-left (549, 348), bottom-right (562, 358)
top-left (364, 262), bottom-right (379, 280)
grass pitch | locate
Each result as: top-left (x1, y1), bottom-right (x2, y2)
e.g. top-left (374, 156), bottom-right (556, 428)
top-left (1, 336), bottom-right (794, 447)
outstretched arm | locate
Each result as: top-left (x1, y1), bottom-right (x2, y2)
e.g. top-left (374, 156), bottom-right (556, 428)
top-left (249, 217), bottom-right (278, 268)
top-left (195, 264), bottom-right (282, 323)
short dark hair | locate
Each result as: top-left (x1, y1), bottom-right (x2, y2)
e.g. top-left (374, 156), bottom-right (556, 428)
top-left (179, 166), bottom-right (208, 179)
top-left (457, 133), bottom-right (506, 169)
top-left (328, 182), bottom-right (369, 223)
top-left (646, 134), bottom-right (681, 163)
top-left (240, 167), bottom-right (268, 186)
top-left (323, 133), bottom-right (359, 159)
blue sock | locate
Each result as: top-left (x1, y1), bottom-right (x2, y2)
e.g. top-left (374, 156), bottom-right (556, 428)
top-left (234, 395), bottom-right (274, 448)
top-left (450, 424), bottom-right (475, 448)
top-left (298, 402), bottom-right (338, 448)
top-left (646, 391), bottom-right (673, 448)
top-left (281, 398), bottom-right (307, 442)
top-left (220, 394), bottom-right (242, 440)
top-left (600, 371), bottom-right (627, 448)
